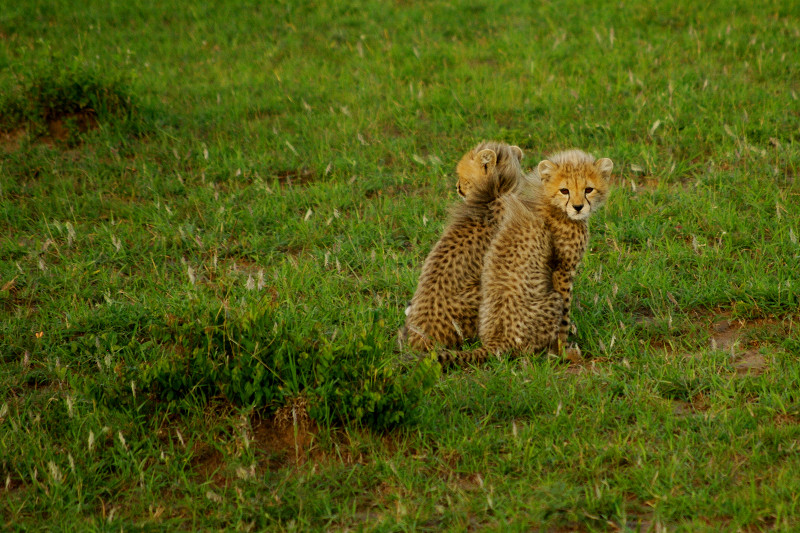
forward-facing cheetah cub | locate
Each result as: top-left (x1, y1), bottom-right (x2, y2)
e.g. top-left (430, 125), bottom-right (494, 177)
top-left (537, 149), bottom-right (612, 351)
top-left (403, 141), bottom-right (525, 351)
top-left (441, 149), bottom-right (612, 367)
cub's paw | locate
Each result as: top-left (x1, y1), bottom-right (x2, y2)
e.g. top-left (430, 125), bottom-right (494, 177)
top-left (563, 343), bottom-right (583, 364)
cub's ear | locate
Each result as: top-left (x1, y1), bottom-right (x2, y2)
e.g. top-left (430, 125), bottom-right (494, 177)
top-left (537, 159), bottom-right (558, 181)
top-left (594, 158), bottom-right (614, 178)
top-left (510, 145), bottom-right (524, 161)
top-left (476, 149), bottom-right (497, 175)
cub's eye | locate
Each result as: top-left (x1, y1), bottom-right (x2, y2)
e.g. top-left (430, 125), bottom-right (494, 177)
top-left (559, 188), bottom-right (569, 195)
top-left (585, 187), bottom-right (594, 194)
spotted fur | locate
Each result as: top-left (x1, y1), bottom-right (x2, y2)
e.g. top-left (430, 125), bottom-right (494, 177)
top-left (535, 149), bottom-right (612, 351)
top-left (402, 141), bottom-right (525, 351)
top-left (456, 144), bottom-right (523, 200)
top-left (440, 149), bottom-right (612, 367)
top-left (439, 193), bottom-right (564, 367)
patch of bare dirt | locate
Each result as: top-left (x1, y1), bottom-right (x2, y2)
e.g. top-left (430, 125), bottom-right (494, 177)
top-left (708, 314), bottom-right (771, 376)
top-left (710, 318), bottom-right (741, 351)
top-left (155, 408), bottom-right (323, 497)
top-left (672, 392), bottom-right (711, 417)
top-left (274, 168), bottom-right (316, 187)
top-left (564, 356), bottom-right (609, 376)
top-left (191, 441), bottom-right (227, 487)
top-left (0, 128), bottom-right (26, 152)
top-left (640, 309), bottom-right (785, 377)
top-left (44, 110), bottom-right (98, 142)
top-left (452, 472), bottom-right (484, 492)
top-left (733, 351), bottom-right (767, 376)
top-left (253, 400), bottom-right (318, 469)
top-left (1, 110), bottom-right (99, 151)
top-left (364, 183), bottom-right (414, 199)
top-left (774, 414), bottom-right (800, 426)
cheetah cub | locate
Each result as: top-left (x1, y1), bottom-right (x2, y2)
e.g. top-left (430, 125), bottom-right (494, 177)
top-left (536, 149), bottom-right (612, 351)
top-left (403, 141), bottom-right (525, 351)
top-left (454, 143), bottom-right (523, 199)
top-left (442, 192), bottom-right (565, 366)
top-left (441, 149), bottom-right (612, 367)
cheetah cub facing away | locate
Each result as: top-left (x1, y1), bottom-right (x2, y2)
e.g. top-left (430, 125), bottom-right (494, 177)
top-left (403, 141), bottom-right (525, 351)
top-left (445, 149), bottom-right (612, 366)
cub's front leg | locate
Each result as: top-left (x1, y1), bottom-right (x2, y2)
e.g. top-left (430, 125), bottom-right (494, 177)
top-left (551, 231), bottom-right (587, 353)
top-left (552, 266), bottom-right (575, 351)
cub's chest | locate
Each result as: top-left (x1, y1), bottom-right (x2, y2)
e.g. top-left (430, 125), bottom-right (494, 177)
top-left (550, 223), bottom-right (588, 265)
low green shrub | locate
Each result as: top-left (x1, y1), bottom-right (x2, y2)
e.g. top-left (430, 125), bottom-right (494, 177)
top-left (141, 300), bottom-right (438, 429)
top-left (0, 55), bottom-right (143, 140)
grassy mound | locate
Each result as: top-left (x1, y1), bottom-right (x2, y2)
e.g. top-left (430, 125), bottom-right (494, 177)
top-left (0, 57), bottom-right (141, 143)
top-left (142, 300), bottom-right (438, 428)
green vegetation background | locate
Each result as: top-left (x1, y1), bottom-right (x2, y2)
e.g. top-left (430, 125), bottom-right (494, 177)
top-left (1, 0), bottom-right (799, 530)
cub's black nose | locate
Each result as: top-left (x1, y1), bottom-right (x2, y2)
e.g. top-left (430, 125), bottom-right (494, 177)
top-left (573, 204), bottom-right (583, 212)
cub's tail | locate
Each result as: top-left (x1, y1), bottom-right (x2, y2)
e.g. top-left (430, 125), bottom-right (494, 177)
top-left (437, 346), bottom-right (495, 369)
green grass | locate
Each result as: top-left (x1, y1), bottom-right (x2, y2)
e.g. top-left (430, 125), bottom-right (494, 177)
top-left (2, 0), bottom-right (800, 530)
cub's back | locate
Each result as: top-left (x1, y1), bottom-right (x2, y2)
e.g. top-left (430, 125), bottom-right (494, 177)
top-left (403, 142), bottom-right (525, 351)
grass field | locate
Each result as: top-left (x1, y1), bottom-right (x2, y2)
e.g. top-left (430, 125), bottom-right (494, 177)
top-left (2, 0), bottom-right (800, 530)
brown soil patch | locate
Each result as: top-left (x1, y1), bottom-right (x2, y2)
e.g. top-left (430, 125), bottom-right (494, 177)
top-left (174, 408), bottom-right (323, 489)
top-left (364, 183), bottom-right (414, 199)
top-left (710, 318), bottom-right (743, 352)
top-left (1, 110), bottom-right (99, 151)
top-left (252, 410), bottom-right (318, 470)
top-left (452, 472), bottom-right (483, 492)
top-left (44, 110), bottom-right (98, 142)
top-left (191, 441), bottom-right (227, 487)
top-left (774, 414), bottom-right (800, 426)
top-left (707, 313), bottom-right (772, 376)
top-left (564, 356), bottom-right (609, 375)
top-left (0, 128), bottom-right (26, 152)
top-left (639, 309), bottom-right (784, 376)
top-left (733, 351), bottom-right (767, 376)
top-left (672, 392), bottom-right (711, 417)
top-left (214, 255), bottom-right (266, 276)
top-left (274, 168), bottom-right (316, 187)
top-left (707, 313), bottom-right (783, 350)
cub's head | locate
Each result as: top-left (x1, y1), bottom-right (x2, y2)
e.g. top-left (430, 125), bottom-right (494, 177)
top-left (537, 149), bottom-right (612, 221)
top-left (455, 142), bottom-right (524, 201)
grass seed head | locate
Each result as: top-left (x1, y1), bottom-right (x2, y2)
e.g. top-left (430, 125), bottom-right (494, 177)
top-left (65, 396), bottom-right (74, 418)
top-left (48, 461), bottom-right (63, 484)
